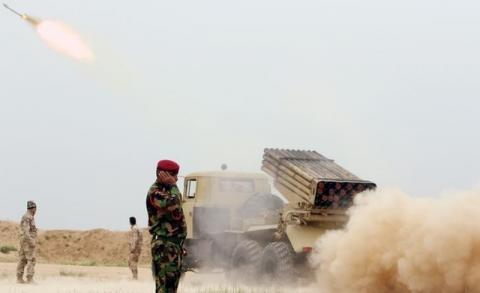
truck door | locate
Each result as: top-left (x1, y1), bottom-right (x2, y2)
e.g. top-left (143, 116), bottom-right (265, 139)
top-left (183, 178), bottom-right (197, 238)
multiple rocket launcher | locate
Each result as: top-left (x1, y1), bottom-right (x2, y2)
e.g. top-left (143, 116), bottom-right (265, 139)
top-left (261, 148), bottom-right (376, 209)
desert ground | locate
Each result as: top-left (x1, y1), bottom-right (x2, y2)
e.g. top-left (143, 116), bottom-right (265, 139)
top-left (0, 262), bottom-right (316, 293)
top-left (0, 221), bottom-right (152, 266)
top-left (0, 221), bottom-right (317, 292)
top-left (0, 262), bottom-right (153, 292)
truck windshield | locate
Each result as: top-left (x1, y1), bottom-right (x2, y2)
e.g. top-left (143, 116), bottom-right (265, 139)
top-left (218, 179), bottom-right (255, 193)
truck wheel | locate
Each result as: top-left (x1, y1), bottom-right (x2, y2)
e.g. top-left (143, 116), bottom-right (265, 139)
top-left (259, 242), bottom-right (294, 283)
top-left (228, 240), bottom-right (262, 282)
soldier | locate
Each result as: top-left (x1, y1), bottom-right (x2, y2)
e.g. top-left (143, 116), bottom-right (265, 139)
top-left (128, 216), bottom-right (143, 280)
top-left (16, 200), bottom-right (38, 284)
top-left (146, 160), bottom-right (187, 293)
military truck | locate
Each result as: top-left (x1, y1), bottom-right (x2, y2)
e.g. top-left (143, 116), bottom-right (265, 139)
top-left (182, 149), bottom-right (376, 282)
top-left (182, 171), bottom-right (283, 273)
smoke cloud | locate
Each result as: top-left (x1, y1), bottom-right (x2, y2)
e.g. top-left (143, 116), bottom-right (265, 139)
top-left (311, 188), bottom-right (480, 293)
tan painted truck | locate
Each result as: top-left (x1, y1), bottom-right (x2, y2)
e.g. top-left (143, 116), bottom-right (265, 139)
top-left (182, 148), bottom-right (376, 282)
top-left (181, 171), bottom-right (283, 274)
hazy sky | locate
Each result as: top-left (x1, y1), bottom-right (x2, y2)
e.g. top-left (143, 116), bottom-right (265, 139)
top-left (1, 0), bottom-right (479, 230)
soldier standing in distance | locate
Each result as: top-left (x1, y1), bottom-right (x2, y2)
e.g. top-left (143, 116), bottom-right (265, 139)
top-left (146, 160), bottom-right (187, 293)
top-left (16, 201), bottom-right (38, 284)
top-left (128, 216), bottom-right (143, 280)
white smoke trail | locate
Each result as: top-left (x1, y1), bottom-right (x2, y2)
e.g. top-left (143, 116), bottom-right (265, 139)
top-left (311, 188), bottom-right (480, 293)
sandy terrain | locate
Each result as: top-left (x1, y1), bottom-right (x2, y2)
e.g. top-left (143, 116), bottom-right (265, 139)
top-left (0, 262), bottom-right (316, 293)
top-left (0, 221), bottom-right (152, 266)
top-left (1, 221), bottom-right (319, 292)
top-left (0, 262), bottom-right (154, 292)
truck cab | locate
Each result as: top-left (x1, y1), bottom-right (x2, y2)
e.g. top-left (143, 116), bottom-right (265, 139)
top-left (182, 171), bottom-right (272, 239)
top-left (181, 171), bottom-right (284, 271)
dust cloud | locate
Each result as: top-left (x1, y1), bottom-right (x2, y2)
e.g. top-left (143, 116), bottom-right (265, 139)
top-left (312, 188), bottom-right (480, 293)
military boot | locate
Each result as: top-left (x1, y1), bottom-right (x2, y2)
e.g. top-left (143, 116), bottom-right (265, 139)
top-left (26, 276), bottom-right (34, 284)
top-left (16, 277), bottom-right (25, 284)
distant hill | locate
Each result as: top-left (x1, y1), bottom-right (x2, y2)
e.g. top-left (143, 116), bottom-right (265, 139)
top-left (0, 220), bottom-right (152, 266)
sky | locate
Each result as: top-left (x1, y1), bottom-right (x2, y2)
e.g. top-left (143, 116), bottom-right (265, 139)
top-left (1, 0), bottom-right (479, 230)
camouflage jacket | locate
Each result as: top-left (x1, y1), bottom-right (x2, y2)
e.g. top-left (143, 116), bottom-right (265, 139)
top-left (19, 212), bottom-right (37, 246)
top-left (146, 181), bottom-right (187, 240)
top-left (129, 225), bottom-right (143, 252)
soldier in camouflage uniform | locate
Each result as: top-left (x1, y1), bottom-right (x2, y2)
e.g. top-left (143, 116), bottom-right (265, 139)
top-left (16, 200), bottom-right (38, 284)
top-left (146, 160), bottom-right (187, 293)
top-left (128, 216), bottom-right (143, 280)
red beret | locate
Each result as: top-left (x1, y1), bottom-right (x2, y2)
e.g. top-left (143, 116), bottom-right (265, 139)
top-left (157, 159), bottom-right (180, 175)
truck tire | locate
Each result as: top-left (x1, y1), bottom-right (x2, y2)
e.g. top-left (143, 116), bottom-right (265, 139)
top-left (228, 240), bottom-right (262, 282)
top-left (240, 193), bottom-right (284, 218)
top-left (259, 241), bottom-right (294, 283)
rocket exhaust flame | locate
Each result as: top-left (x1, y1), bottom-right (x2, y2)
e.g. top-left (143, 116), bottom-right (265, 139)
top-left (36, 21), bottom-right (94, 61)
top-left (3, 3), bottom-right (93, 62)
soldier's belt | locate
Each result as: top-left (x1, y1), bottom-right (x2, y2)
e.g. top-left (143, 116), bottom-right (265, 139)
top-left (151, 234), bottom-right (184, 246)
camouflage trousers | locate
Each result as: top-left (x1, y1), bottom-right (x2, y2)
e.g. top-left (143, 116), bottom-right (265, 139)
top-left (151, 237), bottom-right (184, 293)
top-left (17, 242), bottom-right (36, 281)
top-left (128, 250), bottom-right (141, 279)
